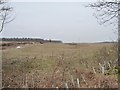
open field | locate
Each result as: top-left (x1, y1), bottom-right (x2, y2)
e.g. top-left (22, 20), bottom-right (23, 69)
top-left (1, 42), bottom-right (118, 88)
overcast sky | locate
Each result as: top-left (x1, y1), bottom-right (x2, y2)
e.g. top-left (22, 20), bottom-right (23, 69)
top-left (0, 1), bottom-right (117, 43)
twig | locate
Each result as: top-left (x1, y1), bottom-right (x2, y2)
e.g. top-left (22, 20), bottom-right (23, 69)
top-left (98, 80), bottom-right (101, 88)
top-left (32, 74), bottom-right (34, 88)
top-left (108, 62), bottom-right (111, 69)
top-left (56, 87), bottom-right (59, 90)
top-left (77, 78), bottom-right (80, 88)
top-left (101, 66), bottom-right (105, 75)
top-left (65, 83), bottom-right (69, 90)
top-left (99, 63), bottom-right (105, 74)
top-left (92, 67), bottom-right (96, 74)
top-left (81, 75), bottom-right (88, 87)
top-left (71, 75), bottom-right (75, 87)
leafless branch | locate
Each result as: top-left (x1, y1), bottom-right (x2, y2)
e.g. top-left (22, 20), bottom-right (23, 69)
top-left (87, 0), bottom-right (119, 25)
top-left (0, 0), bottom-right (14, 33)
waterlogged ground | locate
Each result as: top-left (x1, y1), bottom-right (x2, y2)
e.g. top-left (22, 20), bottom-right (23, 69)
top-left (2, 43), bottom-right (118, 88)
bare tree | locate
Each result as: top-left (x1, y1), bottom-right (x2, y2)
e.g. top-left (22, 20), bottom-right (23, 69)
top-left (0, 0), bottom-right (14, 33)
top-left (88, 0), bottom-right (119, 25)
top-left (89, 0), bottom-right (120, 75)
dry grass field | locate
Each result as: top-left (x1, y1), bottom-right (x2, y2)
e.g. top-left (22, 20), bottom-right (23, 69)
top-left (1, 42), bottom-right (118, 88)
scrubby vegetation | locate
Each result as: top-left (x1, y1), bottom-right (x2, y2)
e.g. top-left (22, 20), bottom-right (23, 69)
top-left (1, 42), bottom-right (118, 88)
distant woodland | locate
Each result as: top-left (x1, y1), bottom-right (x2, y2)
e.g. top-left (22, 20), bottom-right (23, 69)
top-left (0, 38), bottom-right (62, 43)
